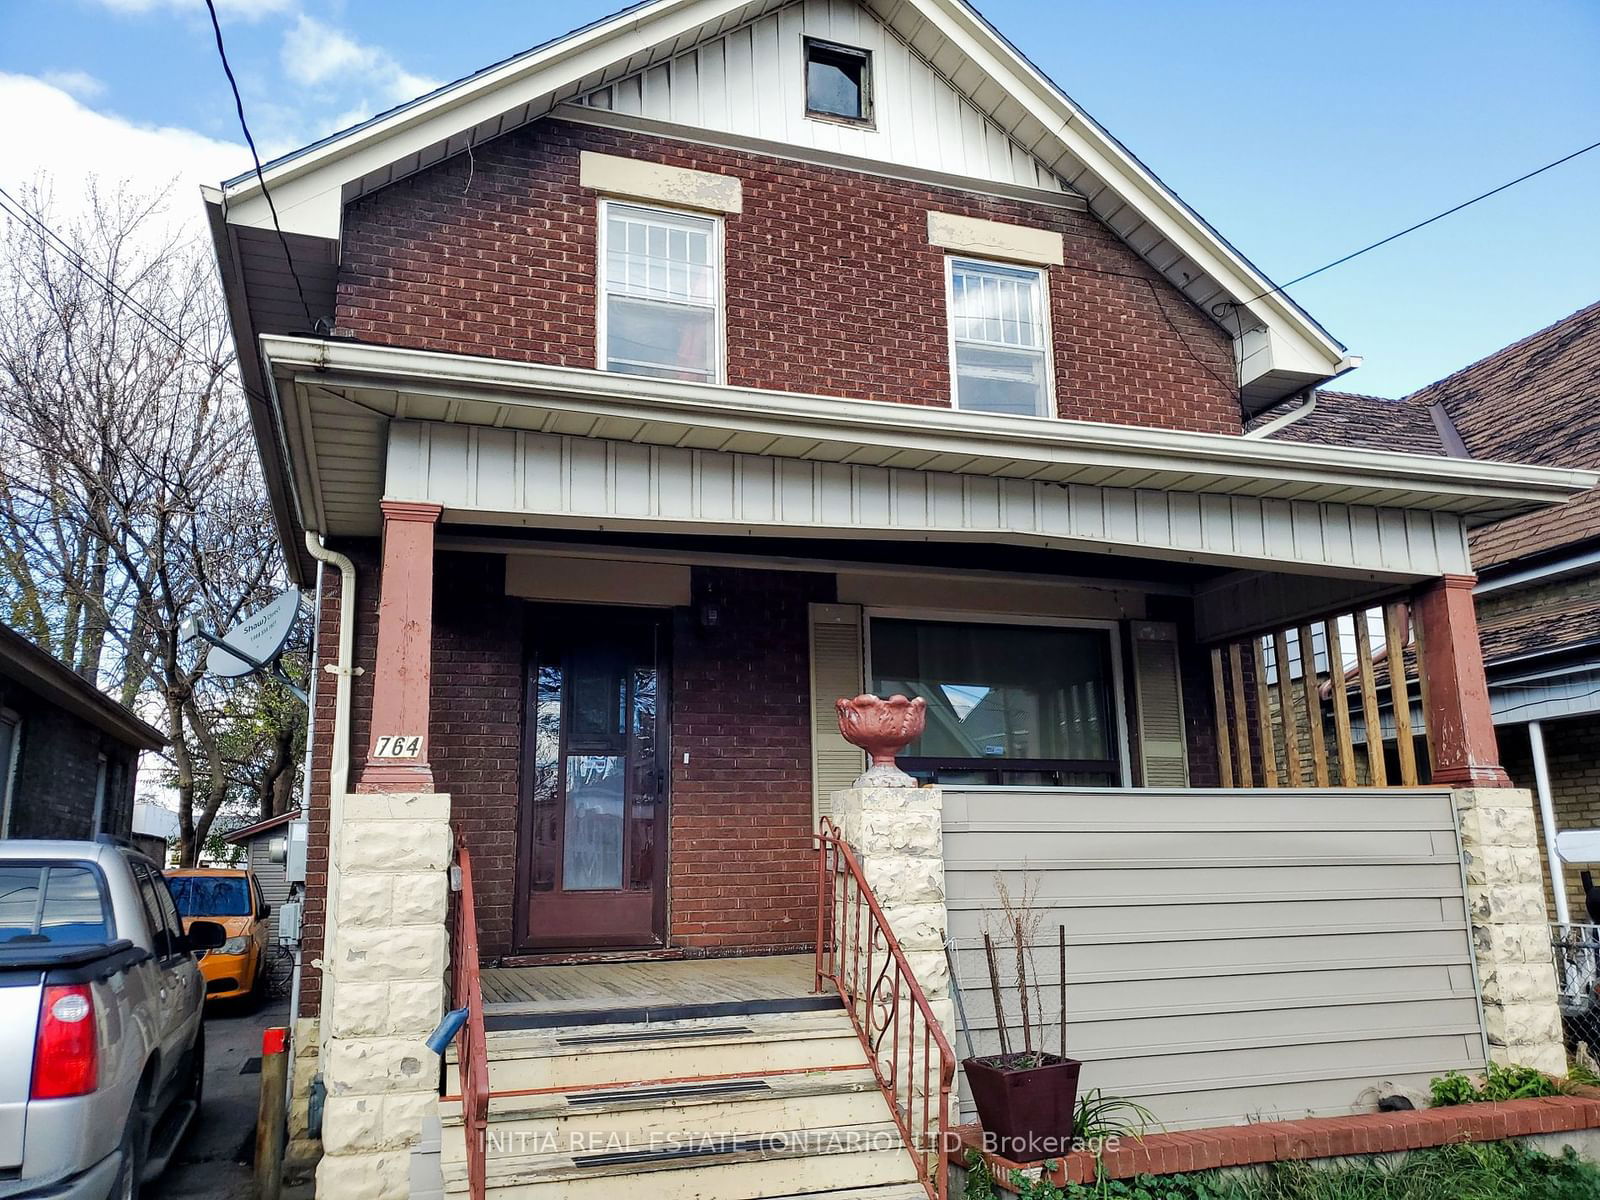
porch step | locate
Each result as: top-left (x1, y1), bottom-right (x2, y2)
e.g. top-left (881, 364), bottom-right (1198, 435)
top-left (439, 1119), bottom-right (918, 1199)
top-left (448, 1009), bottom-right (867, 1094)
top-left (438, 1068), bottom-right (885, 1147)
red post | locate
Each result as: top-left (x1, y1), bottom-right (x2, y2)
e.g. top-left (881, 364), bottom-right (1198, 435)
top-left (1414, 574), bottom-right (1511, 788)
top-left (358, 500), bottom-right (442, 793)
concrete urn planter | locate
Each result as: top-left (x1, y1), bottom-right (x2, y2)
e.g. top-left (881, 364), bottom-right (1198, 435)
top-left (835, 693), bottom-right (926, 788)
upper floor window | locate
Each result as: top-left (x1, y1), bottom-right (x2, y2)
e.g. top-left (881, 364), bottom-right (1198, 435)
top-left (600, 201), bottom-right (721, 383)
top-left (804, 38), bottom-right (872, 124)
top-left (946, 257), bottom-right (1052, 417)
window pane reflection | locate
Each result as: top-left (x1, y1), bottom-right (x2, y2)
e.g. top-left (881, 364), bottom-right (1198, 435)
top-left (530, 663), bottom-right (562, 892)
top-left (564, 755), bottom-right (625, 890)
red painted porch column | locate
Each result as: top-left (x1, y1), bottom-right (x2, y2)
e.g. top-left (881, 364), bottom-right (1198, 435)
top-left (1414, 573), bottom-right (1511, 788)
top-left (357, 500), bottom-right (442, 793)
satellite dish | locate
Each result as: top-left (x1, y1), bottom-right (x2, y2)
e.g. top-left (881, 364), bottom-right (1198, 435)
top-left (206, 589), bottom-right (303, 679)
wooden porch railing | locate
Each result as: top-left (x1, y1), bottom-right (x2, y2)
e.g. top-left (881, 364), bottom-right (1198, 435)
top-left (815, 818), bottom-right (955, 1200)
top-left (1209, 597), bottom-right (1431, 789)
top-left (449, 832), bottom-right (490, 1200)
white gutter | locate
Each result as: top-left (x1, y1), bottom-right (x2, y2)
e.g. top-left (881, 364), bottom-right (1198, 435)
top-left (1243, 391), bottom-right (1318, 440)
top-left (302, 532), bottom-right (359, 1063)
top-left (261, 335), bottom-right (1598, 513)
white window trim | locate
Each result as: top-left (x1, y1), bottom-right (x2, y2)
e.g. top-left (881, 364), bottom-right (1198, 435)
top-left (861, 607), bottom-right (1133, 787)
top-left (596, 198), bottom-right (726, 386)
top-left (0, 709), bottom-right (18, 838)
top-left (943, 255), bottom-right (1056, 418)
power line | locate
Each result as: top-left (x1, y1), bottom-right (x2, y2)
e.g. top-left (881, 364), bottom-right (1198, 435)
top-left (203, 0), bottom-right (317, 332)
top-left (0, 184), bottom-right (195, 355)
top-left (0, 183), bottom-right (270, 409)
top-left (1240, 137), bottom-right (1600, 306)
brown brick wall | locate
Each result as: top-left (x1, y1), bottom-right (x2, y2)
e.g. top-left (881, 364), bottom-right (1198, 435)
top-left (336, 118), bottom-right (1240, 434)
top-left (668, 566), bottom-right (832, 951)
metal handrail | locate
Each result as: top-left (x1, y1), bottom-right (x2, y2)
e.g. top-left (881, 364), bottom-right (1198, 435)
top-left (450, 832), bottom-right (490, 1200)
top-left (815, 817), bottom-right (955, 1200)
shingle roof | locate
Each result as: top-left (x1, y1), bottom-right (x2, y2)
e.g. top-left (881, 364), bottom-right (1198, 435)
top-left (1478, 589), bottom-right (1600, 665)
top-left (1416, 300), bottom-right (1600, 569)
top-left (1269, 301), bottom-right (1600, 569)
top-left (1255, 390), bottom-right (1446, 456)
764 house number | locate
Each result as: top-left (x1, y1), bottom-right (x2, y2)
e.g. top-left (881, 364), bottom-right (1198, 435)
top-left (374, 735), bottom-right (423, 759)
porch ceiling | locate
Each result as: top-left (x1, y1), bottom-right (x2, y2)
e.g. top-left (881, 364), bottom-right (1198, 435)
top-left (262, 335), bottom-right (1597, 551)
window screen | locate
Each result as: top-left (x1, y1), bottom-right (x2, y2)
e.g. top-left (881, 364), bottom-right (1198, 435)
top-left (948, 259), bottom-right (1051, 417)
top-left (602, 203), bottom-right (719, 383)
top-left (871, 618), bottom-right (1120, 786)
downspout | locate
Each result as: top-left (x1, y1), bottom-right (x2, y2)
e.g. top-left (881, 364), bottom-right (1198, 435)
top-left (1243, 390), bottom-right (1317, 439)
top-left (1529, 720), bottom-right (1570, 928)
top-left (303, 532), bottom-right (359, 1066)
top-left (285, 556), bottom-right (324, 1107)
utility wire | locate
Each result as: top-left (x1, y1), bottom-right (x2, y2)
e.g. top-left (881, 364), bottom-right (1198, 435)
top-left (0, 184), bottom-right (196, 355)
top-left (203, 0), bottom-right (317, 332)
top-left (0, 184), bottom-right (271, 410)
top-left (1240, 137), bottom-right (1600, 306)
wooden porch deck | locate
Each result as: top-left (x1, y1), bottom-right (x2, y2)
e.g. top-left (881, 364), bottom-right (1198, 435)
top-left (480, 953), bottom-right (820, 1019)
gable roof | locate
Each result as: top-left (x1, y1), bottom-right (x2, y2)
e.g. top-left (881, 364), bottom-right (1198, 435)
top-left (0, 622), bottom-right (166, 751)
top-left (207, 0), bottom-right (1351, 406)
top-left (1270, 302), bottom-right (1600, 572)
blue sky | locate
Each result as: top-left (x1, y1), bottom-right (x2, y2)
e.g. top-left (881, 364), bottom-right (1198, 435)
top-left (1, 0), bottom-right (1597, 398)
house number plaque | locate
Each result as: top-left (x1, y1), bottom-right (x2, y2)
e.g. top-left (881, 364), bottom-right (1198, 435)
top-left (373, 735), bottom-right (423, 759)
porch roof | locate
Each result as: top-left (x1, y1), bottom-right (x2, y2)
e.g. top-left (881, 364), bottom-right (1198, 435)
top-left (262, 335), bottom-right (1595, 558)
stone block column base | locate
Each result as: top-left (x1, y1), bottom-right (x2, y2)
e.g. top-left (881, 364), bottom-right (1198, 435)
top-left (1455, 787), bottom-right (1566, 1075)
top-left (316, 792), bottom-right (452, 1200)
top-left (829, 784), bottom-right (955, 1118)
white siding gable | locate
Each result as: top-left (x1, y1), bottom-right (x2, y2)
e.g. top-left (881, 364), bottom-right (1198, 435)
top-left (572, 0), bottom-right (1076, 197)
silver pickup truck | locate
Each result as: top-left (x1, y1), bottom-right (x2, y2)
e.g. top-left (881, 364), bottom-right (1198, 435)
top-left (0, 839), bottom-right (225, 1200)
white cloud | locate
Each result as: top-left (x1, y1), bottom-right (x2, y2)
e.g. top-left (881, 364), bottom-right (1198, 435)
top-left (0, 73), bottom-right (249, 233)
top-left (282, 14), bottom-right (440, 108)
top-left (94, 0), bottom-right (295, 18)
top-left (39, 69), bottom-right (107, 100)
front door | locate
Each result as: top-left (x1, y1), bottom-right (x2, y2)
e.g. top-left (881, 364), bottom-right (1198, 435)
top-left (515, 606), bottom-right (669, 951)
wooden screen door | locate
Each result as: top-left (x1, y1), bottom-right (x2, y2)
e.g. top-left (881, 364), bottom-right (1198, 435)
top-left (515, 606), bottom-right (669, 951)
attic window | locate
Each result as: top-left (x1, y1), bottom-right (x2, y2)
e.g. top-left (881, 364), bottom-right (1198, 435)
top-left (804, 38), bottom-right (871, 124)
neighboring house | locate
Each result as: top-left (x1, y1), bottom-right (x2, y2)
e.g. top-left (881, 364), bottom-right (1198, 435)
top-left (205, 3), bottom-right (1597, 1195)
top-left (0, 621), bottom-right (165, 841)
top-left (1269, 300), bottom-right (1600, 924)
top-left (130, 800), bottom-right (181, 863)
top-left (222, 808), bottom-right (299, 943)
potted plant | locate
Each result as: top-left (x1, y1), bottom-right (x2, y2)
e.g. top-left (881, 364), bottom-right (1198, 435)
top-left (963, 877), bottom-right (1082, 1162)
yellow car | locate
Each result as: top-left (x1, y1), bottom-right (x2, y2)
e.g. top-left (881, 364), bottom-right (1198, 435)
top-left (165, 868), bottom-right (270, 1002)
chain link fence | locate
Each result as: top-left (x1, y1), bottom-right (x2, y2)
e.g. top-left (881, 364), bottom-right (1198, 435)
top-left (1551, 923), bottom-right (1600, 1065)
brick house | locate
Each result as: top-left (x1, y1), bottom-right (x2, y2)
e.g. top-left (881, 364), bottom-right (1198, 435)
top-left (0, 620), bottom-right (163, 841)
top-left (205, 3), bottom-right (1597, 1197)
top-left (1266, 302), bottom-right (1600, 928)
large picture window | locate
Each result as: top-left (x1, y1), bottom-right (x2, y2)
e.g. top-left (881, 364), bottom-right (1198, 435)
top-left (600, 201), bottom-right (721, 383)
top-left (870, 617), bottom-right (1122, 786)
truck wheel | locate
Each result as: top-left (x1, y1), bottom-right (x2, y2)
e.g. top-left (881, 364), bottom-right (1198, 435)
top-left (113, 1111), bottom-right (145, 1200)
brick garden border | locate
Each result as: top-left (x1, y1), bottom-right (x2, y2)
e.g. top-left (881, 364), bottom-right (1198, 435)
top-left (951, 1095), bottom-right (1600, 1187)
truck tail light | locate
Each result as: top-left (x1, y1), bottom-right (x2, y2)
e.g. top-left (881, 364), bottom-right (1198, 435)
top-left (32, 983), bottom-right (98, 1099)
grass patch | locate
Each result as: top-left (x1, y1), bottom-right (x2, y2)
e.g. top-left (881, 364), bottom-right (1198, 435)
top-left (967, 1141), bottom-right (1600, 1200)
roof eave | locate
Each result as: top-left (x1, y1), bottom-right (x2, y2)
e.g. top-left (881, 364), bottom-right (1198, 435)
top-left (260, 334), bottom-right (1596, 529)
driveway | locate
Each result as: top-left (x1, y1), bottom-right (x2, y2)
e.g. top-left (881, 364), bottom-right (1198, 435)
top-left (151, 995), bottom-right (288, 1199)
